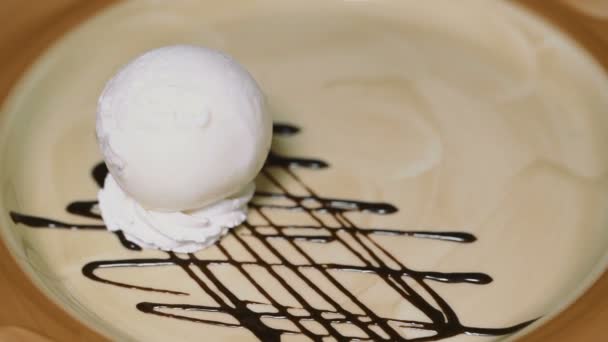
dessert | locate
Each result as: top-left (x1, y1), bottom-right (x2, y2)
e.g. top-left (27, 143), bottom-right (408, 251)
top-left (96, 45), bottom-right (272, 252)
top-left (5, 0), bottom-right (608, 341)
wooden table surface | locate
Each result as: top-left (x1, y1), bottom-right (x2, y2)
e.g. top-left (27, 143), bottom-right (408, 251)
top-left (0, 1), bottom-right (607, 341)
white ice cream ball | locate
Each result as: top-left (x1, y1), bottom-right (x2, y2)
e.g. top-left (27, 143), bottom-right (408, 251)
top-left (96, 45), bottom-right (272, 211)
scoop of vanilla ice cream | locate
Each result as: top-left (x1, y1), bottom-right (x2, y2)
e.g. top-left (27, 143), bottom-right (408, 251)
top-left (96, 45), bottom-right (271, 252)
top-left (96, 45), bottom-right (271, 212)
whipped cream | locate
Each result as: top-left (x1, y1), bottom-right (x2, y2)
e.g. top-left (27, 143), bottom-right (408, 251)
top-left (99, 174), bottom-right (254, 253)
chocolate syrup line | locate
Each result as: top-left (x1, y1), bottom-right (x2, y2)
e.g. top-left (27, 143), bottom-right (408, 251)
top-left (250, 224), bottom-right (476, 243)
top-left (91, 254), bottom-right (494, 286)
top-left (265, 123), bottom-right (329, 169)
top-left (254, 191), bottom-right (397, 214)
top-left (266, 152), bottom-right (329, 169)
top-left (9, 211), bottom-right (140, 251)
top-left (9, 212), bottom-right (105, 230)
top-left (136, 302), bottom-right (242, 328)
top-left (92, 162), bottom-right (108, 188)
top-left (8, 123), bottom-right (535, 341)
top-left (66, 201), bottom-right (101, 219)
top-left (82, 257), bottom-right (187, 295)
top-left (320, 264), bottom-right (491, 285)
top-left (114, 231), bottom-right (143, 251)
top-left (272, 123), bottom-right (300, 136)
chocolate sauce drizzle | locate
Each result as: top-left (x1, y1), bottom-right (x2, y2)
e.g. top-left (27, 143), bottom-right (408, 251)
top-left (10, 123), bottom-right (535, 341)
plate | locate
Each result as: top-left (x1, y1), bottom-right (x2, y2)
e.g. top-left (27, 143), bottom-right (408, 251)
top-left (1, 1), bottom-right (608, 341)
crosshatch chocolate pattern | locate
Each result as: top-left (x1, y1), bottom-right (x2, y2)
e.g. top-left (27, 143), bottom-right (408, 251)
top-left (10, 124), bottom-right (534, 341)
